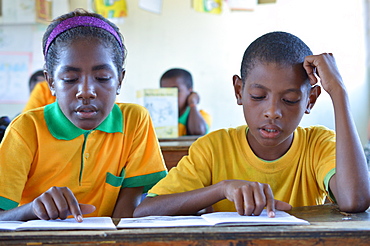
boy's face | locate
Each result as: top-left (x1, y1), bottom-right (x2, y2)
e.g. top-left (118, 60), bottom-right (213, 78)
top-left (46, 38), bottom-right (124, 130)
top-left (160, 76), bottom-right (192, 114)
top-left (233, 62), bottom-right (319, 159)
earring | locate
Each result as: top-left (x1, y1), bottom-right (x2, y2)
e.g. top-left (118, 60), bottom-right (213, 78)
top-left (305, 108), bottom-right (310, 114)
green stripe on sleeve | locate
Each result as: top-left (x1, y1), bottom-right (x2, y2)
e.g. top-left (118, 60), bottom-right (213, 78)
top-left (146, 193), bottom-right (159, 197)
top-left (106, 172), bottom-right (124, 187)
top-left (122, 171), bottom-right (167, 193)
top-left (0, 196), bottom-right (19, 210)
top-left (324, 168), bottom-right (337, 203)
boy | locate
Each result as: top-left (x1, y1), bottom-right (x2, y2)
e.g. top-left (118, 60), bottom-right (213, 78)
top-left (134, 31), bottom-right (370, 218)
top-left (28, 70), bottom-right (46, 93)
top-left (160, 68), bottom-right (212, 136)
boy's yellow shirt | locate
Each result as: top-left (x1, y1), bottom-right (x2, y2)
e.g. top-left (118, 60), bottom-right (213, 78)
top-left (23, 81), bottom-right (56, 112)
top-left (0, 102), bottom-right (167, 217)
top-left (149, 125), bottom-right (336, 210)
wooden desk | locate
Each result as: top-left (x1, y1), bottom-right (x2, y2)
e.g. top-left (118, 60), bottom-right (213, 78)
top-left (160, 140), bottom-right (195, 170)
top-left (1, 204), bottom-right (369, 245)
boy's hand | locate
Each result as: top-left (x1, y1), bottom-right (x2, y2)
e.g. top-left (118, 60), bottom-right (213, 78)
top-left (222, 180), bottom-right (292, 217)
top-left (32, 187), bottom-right (96, 222)
top-left (187, 92), bottom-right (200, 106)
top-left (303, 53), bottom-right (345, 96)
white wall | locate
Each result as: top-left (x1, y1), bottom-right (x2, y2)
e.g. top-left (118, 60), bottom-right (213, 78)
top-left (1, 0), bottom-right (368, 144)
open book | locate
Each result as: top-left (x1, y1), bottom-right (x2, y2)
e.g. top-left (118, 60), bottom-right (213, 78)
top-left (118, 210), bottom-right (309, 228)
top-left (0, 210), bottom-right (309, 231)
top-left (0, 217), bottom-right (116, 231)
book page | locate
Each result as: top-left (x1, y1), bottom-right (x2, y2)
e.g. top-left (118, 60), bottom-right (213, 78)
top-left (118, 215), bottom-right (213, 228)
top-left (16, 217), bottom-right (116, 231)
top-left (201, 210), bottom-right (309, 226)
top-left (0, 221), bottom-right (24, 231)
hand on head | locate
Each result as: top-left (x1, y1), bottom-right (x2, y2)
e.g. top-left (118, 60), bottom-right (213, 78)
top-left (303, 53), bottom-right (345, 95)
top-left (32, 187), bottom-right (95, 222)
top-left (221, 180), bottom-right (292, 217)
top-left (187, 92), bottom-right (200, 106)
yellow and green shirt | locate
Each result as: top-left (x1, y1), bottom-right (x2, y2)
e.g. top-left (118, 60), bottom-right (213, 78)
top-left (149, 125), bottom-right (336, 210)
top-left (178, 107), bottom-right (212, 136)
top-left (0, 102), bottom-right (167, 216)
top-left (23, 81), bottom-right (56, 112)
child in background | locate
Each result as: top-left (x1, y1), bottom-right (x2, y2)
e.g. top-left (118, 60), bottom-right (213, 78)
top-left (160, 68), bottom-right (212, 136)
top-left (23, 80), bottom-right (56, 112)
top-left (28, 70), bottom-right (45, 93)
top-left (0, 9), bottom-right (167, 221)
top-left (134, 31), bottom-right (370, 218)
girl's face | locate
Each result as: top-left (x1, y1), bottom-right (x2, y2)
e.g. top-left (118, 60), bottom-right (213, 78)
top-left (46, 38), bottom-right (124, 130)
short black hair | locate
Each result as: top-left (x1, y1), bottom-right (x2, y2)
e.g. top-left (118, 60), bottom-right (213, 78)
top-left (29, 70), bottom-right (44, 87)
top-left (160, 68), bottom-right (193, 89)
top-left (42, 8), bottom-right (126, 77)
top-left (241, 31), bottom-right (313, 83)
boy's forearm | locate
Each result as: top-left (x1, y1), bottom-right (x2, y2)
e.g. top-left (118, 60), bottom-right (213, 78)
top-left (133, 182), bottom-right (225, 217)
top-left (330, 89), bottom-right (370, 212)
top-left (187, 106), bottom-right (207, 135)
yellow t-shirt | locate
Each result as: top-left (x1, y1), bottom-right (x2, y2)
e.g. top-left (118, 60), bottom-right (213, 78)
top-left (178, 107), bottom-right (212, 136)
top-left (23, 81), bottom-right (56, 112)
top-left (149, 125), bottom-right (336, 211)
top-left (0, 102), bottom-right (167, 216)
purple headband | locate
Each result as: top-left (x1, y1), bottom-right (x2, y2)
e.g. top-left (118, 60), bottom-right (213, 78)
top-left (44, 16), bottom-right (123, 56)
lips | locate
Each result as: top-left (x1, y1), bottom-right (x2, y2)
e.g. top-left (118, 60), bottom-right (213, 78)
top-left (259, 125), bottom-right (281, 139)
top-left (75, 105), bottom-right (98, 119)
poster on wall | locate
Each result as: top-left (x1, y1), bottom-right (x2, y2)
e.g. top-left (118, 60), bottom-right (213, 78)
top-left (93, 0), bottom-right (128, 19)
top-left (36, 0), bottom-right (52, 23)
top-left (139, 0), bottom-right (163, 14)
top-left (1, 0), bottom-right (35, 24)
top-left (192, 0), bottom-right (223, 14)
top-left (0, 52), bottom-right (32, 103)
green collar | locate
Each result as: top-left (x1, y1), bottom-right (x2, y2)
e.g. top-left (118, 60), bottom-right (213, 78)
top-left (178, 107), bottom-right (190, 125)
top-left (44, 101), bottom-right (123, 140)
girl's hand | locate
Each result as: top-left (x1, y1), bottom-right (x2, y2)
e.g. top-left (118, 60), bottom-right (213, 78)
top-left (221, 180), bottom-right (291, 217)
top-left (303, 53), bottom-right (345, 96)
top-left (32, 186), bottom-right (95, 222)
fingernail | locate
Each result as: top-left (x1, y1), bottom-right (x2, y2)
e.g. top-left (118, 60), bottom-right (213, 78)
top-left (269, 211), bottom-right (275, 218)
top-left (76, 215), bottom-right (83, 222)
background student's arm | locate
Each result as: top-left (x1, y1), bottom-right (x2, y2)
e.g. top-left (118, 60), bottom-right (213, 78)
top-left (304, 53), bottom-right (370, 212)
top-left (112, 187), bottom-right (143, 218)
top-left (186, 92), bottom-right (207, 135)
top-left (134, 180), bottom-right (291, 218)
top-left (0, 187), bottom-right (95, 221)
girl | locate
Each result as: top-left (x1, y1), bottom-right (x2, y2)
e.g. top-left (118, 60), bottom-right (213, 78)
top-left (0, 9), bottom-right (167, 221)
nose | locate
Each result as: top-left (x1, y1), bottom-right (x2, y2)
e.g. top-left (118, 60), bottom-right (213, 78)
top-left (264, 100), bottom-right (282, 119)
top-left (76, 79), bottom-right (97, 103)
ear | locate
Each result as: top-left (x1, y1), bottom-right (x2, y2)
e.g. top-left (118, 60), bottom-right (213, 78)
top-left (117, 69), bottom-right (125, 95)
top-left (44, 70), bottom-right (56, 96)
top-left (305, 85), bottom-right (321, 114)
top-left (233, 75), bottom-right (243, 105)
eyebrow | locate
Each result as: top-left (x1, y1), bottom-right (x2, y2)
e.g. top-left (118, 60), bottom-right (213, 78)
top-left (59, 66), bottom-right (81, 73)
top-left (92, 64), bottom-right (115, 72)
top-left (58, 64), bottom-right (115, 73)
top-left (249, 83), bottom-right (302, 94)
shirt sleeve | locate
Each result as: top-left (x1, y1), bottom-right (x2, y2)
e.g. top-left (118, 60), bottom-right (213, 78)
top-left (199, 110), bottom-right (212, 133)
top-left (0, 115), bottom-right (36, 210)
top-left (148, 136), bottom-right (213, 195)
top-left (23, 81), bottom-right (55, 113)
top-left (120, 105), bottom-right (167, 193)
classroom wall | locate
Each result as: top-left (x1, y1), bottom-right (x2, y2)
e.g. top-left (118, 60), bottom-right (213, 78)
top-left (0, 0), bottom-right (368, 144)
